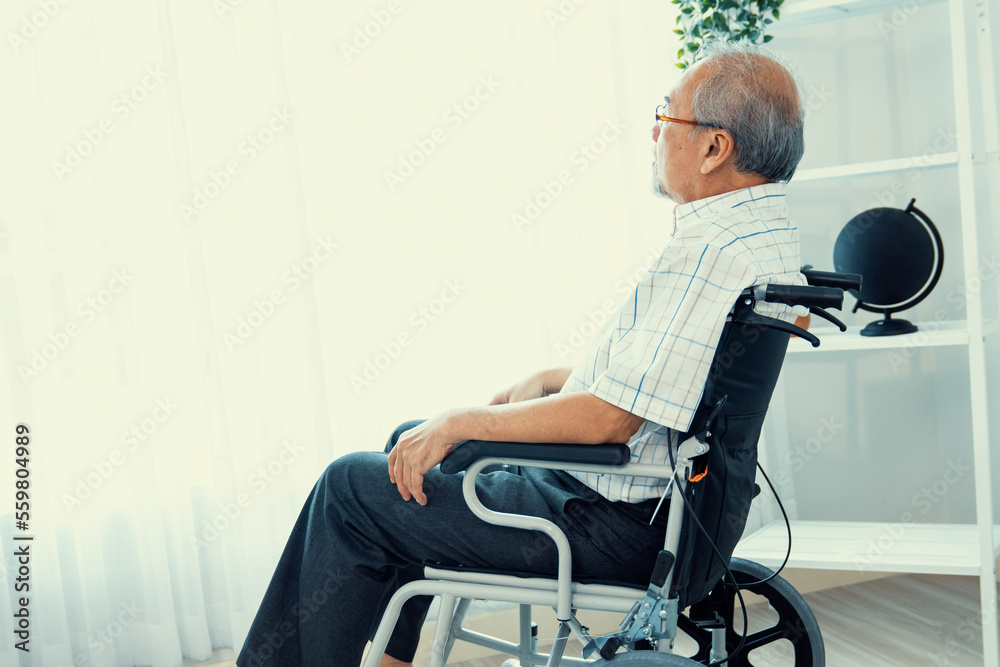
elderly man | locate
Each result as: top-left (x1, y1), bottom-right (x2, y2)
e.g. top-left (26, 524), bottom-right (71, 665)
top-left (238, 41), bottom-right (805, 667)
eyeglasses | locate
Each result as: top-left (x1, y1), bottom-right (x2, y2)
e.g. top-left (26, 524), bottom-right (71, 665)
top-left (655, 97), bottom-right (714, 128)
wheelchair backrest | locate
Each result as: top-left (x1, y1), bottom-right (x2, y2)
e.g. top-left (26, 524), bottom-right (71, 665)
top-left (668, 316), bottom-right (790, 608)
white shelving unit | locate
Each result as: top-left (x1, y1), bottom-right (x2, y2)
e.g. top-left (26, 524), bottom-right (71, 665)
top-left (733, 0), bottom-right (1000, 664)
top-left (737, 521), bottom-right (1000, 575)
top-left (793, 152), bottom-right (960, 183)
top-left (783, 319), bottom-right (1000, 352)
top-left (774, 0), bottom-right (948, 30)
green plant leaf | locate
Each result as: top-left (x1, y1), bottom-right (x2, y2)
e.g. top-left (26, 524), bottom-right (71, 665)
top-left (678, 48), bottom-right (686, 59)
top-left (669, 0), bottom-right (794, 47)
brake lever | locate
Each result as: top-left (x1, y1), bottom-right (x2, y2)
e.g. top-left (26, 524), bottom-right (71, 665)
top-left (734, 309), bottom-right (820, 347)
top-left (810, 306), bottom-right (847, 332)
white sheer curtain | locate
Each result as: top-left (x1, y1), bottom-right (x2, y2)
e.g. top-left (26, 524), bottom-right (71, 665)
top-left (0, 1), bottom-right (684, 665)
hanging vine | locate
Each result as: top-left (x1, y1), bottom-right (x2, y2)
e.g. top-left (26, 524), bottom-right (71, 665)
top-left (672, 0), bottom-right (784, 69)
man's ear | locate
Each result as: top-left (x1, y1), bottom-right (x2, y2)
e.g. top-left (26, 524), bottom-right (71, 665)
top-left (699, 128), bottom-right (737, 175)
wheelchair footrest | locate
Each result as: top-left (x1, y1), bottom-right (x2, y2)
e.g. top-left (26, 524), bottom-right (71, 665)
top-left (687, 596), bottom-right (726, 629)
top-left (688, 612), bottom-right (726, 629)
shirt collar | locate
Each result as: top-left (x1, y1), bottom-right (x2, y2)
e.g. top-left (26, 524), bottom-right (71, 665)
top-left (671, 182), bottom-right (788, 235)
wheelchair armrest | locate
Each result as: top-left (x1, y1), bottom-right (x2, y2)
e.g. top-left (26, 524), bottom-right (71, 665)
top-left (440, 440), bottom-right (631, 474)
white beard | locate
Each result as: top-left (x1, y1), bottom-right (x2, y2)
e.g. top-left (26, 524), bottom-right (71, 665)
top-left (651, 159), bottom-right (672, 200)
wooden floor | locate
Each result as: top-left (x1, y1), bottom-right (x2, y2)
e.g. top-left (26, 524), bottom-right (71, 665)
top-left (196, 572), bottom-right (999, 666)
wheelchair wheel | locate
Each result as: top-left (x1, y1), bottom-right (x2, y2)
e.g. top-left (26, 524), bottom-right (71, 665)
top-left (677, 558), bottom-right (824, 666)
top-left (592, 651), bottom-right (702, 666)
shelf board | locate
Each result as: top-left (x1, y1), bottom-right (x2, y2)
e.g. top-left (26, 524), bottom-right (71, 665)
top-left (788, 319), bottom-right (973, 353)
top-left (734, 520), bottom-right (1000, 575)
top-left (772, 0), bottom-right (948, 31)
top-left (792, 152), bottom-right (959, 183)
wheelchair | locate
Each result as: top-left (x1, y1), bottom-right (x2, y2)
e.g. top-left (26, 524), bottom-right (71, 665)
top-left (363, 270), bottom-right (860, 667)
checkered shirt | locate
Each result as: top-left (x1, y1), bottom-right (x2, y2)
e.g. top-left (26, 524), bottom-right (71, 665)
top-left (563, 182), bottom-right (807, 503)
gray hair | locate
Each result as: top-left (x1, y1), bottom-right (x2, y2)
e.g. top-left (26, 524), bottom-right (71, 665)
top-left (689, 41), bottom-right (805, 182)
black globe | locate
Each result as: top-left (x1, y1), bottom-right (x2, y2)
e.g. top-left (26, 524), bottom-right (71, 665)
top-left (832, 199), bottom-right (943, 336)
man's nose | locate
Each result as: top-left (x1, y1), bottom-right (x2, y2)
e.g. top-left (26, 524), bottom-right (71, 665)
top-left (652, 123), bottom-right (660, 141)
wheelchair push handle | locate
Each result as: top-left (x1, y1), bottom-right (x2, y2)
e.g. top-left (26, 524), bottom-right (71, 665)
top-left (802, 268), bottom-right (863, 292)
top-left (737, 271), bottom-right (860, 346)
top-left (756, 284), bottom-right (844, 310)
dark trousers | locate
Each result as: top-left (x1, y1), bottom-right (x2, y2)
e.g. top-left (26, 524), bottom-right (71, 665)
top-left (237, 420), bottom-right (668, 667)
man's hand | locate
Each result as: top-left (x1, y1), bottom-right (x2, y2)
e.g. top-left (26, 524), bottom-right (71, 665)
top-left (388, 383), bottom-right (643, 505)
top-left (387, 410), bottom-right (460, 506)
top-left (489, 367), bottom-right (572, 405)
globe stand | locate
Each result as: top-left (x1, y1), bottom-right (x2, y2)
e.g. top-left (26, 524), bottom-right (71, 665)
top-left (860, 311), bottom-right (919, 337)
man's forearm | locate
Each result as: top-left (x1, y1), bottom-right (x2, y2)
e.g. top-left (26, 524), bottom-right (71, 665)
top-left (445, 391), bottom-right (644, 446)
top-left (540, 367), bottom-right (574, 395)
top-left (387, 387), bottom-right (644, 505)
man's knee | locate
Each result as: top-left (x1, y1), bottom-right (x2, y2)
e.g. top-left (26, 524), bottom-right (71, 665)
top-left (320, 451), bottom-right (388, 498)
top-left (384, 419), bottom-right (426, 453)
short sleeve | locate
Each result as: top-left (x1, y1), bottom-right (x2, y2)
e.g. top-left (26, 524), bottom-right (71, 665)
top-left (587, 244), bottom-right (756, 432)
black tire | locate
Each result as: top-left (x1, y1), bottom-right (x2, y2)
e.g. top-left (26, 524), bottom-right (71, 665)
top-left (592, 651), bottom-right (703, 666)
top-left (677, 558), bottom-right (825, 666)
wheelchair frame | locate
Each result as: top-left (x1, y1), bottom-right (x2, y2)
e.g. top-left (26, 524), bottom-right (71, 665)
top-left (365, 443), bottom-right (708, 666)
top-left (362, 272), bottom-right (856, 667)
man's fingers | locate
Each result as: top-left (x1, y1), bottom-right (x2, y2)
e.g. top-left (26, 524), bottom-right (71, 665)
top-left (394, 448), bottom-right (410, 500)
top-left (389, 432), bottom-right (436, 505)
top-left (396, 472), bottom-right (410, 501)
top-left (408, 470), bottom-right (426, 506)
top-left (402, 458), bottom-right (419, 502)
